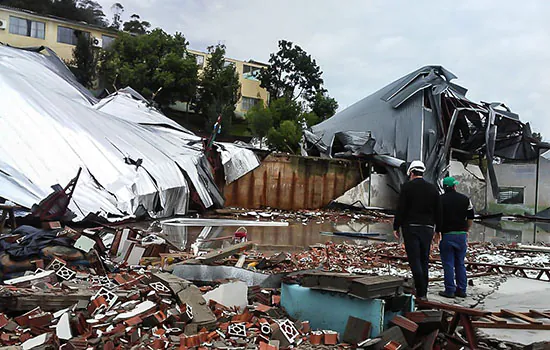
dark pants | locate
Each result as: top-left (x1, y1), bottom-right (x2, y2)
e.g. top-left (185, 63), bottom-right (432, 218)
top-left (440, 233), bottom-right (468, 294)
top-left (402, 225), bottom-right (434, 298)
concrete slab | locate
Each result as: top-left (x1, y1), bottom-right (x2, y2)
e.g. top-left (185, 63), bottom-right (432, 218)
top-left (477, 277), bottom-right (550, 345)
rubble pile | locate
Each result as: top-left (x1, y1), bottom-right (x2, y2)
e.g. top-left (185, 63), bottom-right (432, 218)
top-left (212, 208), bottom-right (393, 225)
top-left (192, 241), bottom-right (550, 281)
top-left (1, 222), bottom-right (549, 349)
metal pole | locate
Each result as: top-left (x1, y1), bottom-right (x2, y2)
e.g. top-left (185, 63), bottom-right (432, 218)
top-left (534, 148), bottom-right (541, 243)
top-left (535, 148), bottom-right (540, 214)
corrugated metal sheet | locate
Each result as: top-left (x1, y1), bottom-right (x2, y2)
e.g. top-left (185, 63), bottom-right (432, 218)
top-left (224, 154), bottom-right (362, 210)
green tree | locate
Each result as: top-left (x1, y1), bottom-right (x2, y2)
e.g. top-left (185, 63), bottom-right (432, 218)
top-left (99, 29), bottom-right (199, 108)
top-left (0, 0), bottom-right (109, 26)
top-left (310, 91), bottom-right (338, 121)
top-left (194, 44), bottom-right (241, 132)
top-left (259, 40), bottom-right (325, 103)
top-left (268, 97), bottom-right (302, 126)
top-left (70, 33), bottom-right (98, 88)
top-left (253, 40), bottom-right (338, 152)
top-left (246, 97), bottom-right (304, 153)
top-left (267, 120), bottom-right (302, 153)
top-left (246, 102), bottom-right (273, 148)
top-left (123, 14), bottom-right (151, 35)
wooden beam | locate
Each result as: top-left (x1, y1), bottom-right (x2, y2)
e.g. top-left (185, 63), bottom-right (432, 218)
top-left (501, 309), bottom-right (543, 324)
top-left (529, 310), bottom-right (550, 320)
top-left (416, 299), bottom-right (490, 317)
top-left (485, 315), bottom-right (507, 324)
top-left (472, 322), bottom-right (550, 330)
top-left (184, 241), bottom-right (255, 265)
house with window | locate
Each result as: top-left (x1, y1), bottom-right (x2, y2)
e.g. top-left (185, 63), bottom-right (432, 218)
top-left (0, 5), bottom-right (117, 62)
top-left (186, 49), bottom-right (269, 117)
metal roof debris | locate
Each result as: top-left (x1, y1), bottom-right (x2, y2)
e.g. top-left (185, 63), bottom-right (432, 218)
top-left (0, 45), bottom-right (259, 221)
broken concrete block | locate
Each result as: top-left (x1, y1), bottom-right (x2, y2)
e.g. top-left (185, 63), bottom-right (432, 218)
top-left (56, 312), bottom-right (72, 341)
top-left (343, 315), bottom-right (372, 345)
top-left (203, 281), bottom-right (248, 309)
top-left (153, 273), bottom-right (216, 328)
top-left (74, 235), bottom-right (96, 253)
top-left (113, 301), bottom-right (156, 322)
top-left (21, 333), bottom-right (52, 350)
top-left (323, 330), bottom-right (338, 345)
top-left (4, 270), bottom-right (56, 286)
top-left (227, 322), bottom-right (247, 338)
top-left (310, 331), bottom-right (323, 345)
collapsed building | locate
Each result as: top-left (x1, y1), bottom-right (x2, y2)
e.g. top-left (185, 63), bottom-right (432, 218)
top-left (303, 66), bottom-right (546, 209)
top-left (0, 45), bottom-right (259, 222)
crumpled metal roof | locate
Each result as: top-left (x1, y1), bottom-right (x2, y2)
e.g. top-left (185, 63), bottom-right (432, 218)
top-left (304, 65), bottom-right (540, 199)
top-left (0, 45), bottom-right (259, 221)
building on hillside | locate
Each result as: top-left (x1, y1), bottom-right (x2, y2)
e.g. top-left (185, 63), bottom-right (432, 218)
top-left (0, 5), bottom-right (117, 62)
top-left (184, 49), bottom-right (269, 117)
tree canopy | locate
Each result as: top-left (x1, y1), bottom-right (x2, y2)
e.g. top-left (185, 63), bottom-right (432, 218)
top-left (193, 44), bottom-right (241, 131)
top-left (123, 14), bottom-right (151, 35)
top-left (0, 0), bottom-right (150, 32)
top-left (310, 91), bottom-right (338, 121)
top-left (248, 40), bottom-right (338, 152)
top-left (259, 40), bottom-right (325, 103)
top-left (99, 29), bottom-right (199, 108)
top-left (0, 0), bottom-right (109, 26)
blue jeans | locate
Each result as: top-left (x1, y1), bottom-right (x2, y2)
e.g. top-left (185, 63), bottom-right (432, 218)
top-left (439, 233), bottom-right (467, 294)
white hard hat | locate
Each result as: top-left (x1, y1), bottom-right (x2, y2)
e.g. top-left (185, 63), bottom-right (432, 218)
top-left (407, 160), bottom-right (426, 176)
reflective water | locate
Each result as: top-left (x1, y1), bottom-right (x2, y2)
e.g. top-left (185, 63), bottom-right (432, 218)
top-left (159, 218), bottom-right (550, 251)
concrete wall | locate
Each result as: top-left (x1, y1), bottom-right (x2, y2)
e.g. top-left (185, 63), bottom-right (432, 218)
top-left (449, 160), bottom-right (487, 213)
top-left (486, 157), bottom-right (550, 215)
top-left (332, 173), bottom-right (399, 210)
top-left (223, 153), bottom-right (362, 210)
top-left (0, 8), bottom-right (116, 62)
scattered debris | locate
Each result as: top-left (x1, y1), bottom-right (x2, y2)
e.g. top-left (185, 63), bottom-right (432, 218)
top-left (0, 220), bottom-right (549, 348)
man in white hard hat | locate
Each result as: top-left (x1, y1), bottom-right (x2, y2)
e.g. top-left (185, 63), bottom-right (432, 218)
top-left (393, 160), bottom-right (442, 300)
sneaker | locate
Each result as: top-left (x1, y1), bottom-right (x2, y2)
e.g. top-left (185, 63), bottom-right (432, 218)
top-left (416, 296), bottom-right (428, 302)
top-left (455, 290), bottom-right (467, 298)
top-left (438, 291), bottom-right (455, 299)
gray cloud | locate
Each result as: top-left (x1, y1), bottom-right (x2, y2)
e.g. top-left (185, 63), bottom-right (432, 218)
top-left (97, 0), bottom-right (550, 139)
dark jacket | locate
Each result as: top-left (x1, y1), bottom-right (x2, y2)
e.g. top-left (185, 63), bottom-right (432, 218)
top-left (393, 178), bottom-right (442, 231)
top-left (440, 188), bottom-right (475, 233)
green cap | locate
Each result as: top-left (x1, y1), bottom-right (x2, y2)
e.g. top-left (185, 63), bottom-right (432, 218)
top-left (443, 176), bottom-right (459, 187)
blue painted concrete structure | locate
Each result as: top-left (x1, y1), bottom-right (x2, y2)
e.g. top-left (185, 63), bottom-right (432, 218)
top-left (281, 283), bottom-right (414, 337)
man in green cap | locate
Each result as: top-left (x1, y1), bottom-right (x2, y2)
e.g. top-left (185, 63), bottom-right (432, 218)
top-left (435, 177), bottom-right (475, 298)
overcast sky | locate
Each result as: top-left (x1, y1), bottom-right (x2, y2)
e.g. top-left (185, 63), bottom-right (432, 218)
top-left (97, 0), bottom-right (550, 139)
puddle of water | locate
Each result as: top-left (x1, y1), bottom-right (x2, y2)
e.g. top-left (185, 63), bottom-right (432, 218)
top-left (160, 218), bottom-right (550, 251)
top-left (161, 221), bottom-right (393, 251)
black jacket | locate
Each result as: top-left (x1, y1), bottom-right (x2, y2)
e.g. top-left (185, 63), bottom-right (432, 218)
top-left (393, 178), bottom-right (442, 231)
top-left (440, 188), bottom-right (475, 233)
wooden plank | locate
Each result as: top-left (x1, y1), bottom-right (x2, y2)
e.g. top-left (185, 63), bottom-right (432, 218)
top-left (421, 330), bottom-right (439, 350)
top-left (416, 299), bottom-right (490, 317)
top-left (485, 315), bottom-right (508, 324)
top-left (460, 313), bottom-right (478, 349)
top-left (501, 309), bottom-right (543, 324)
top-left (472, 322), bottom-right (550, 330)
top-left (528, 310), bottom-right (550, 320)
top-left (184, 241), bottom-right (254, 265)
